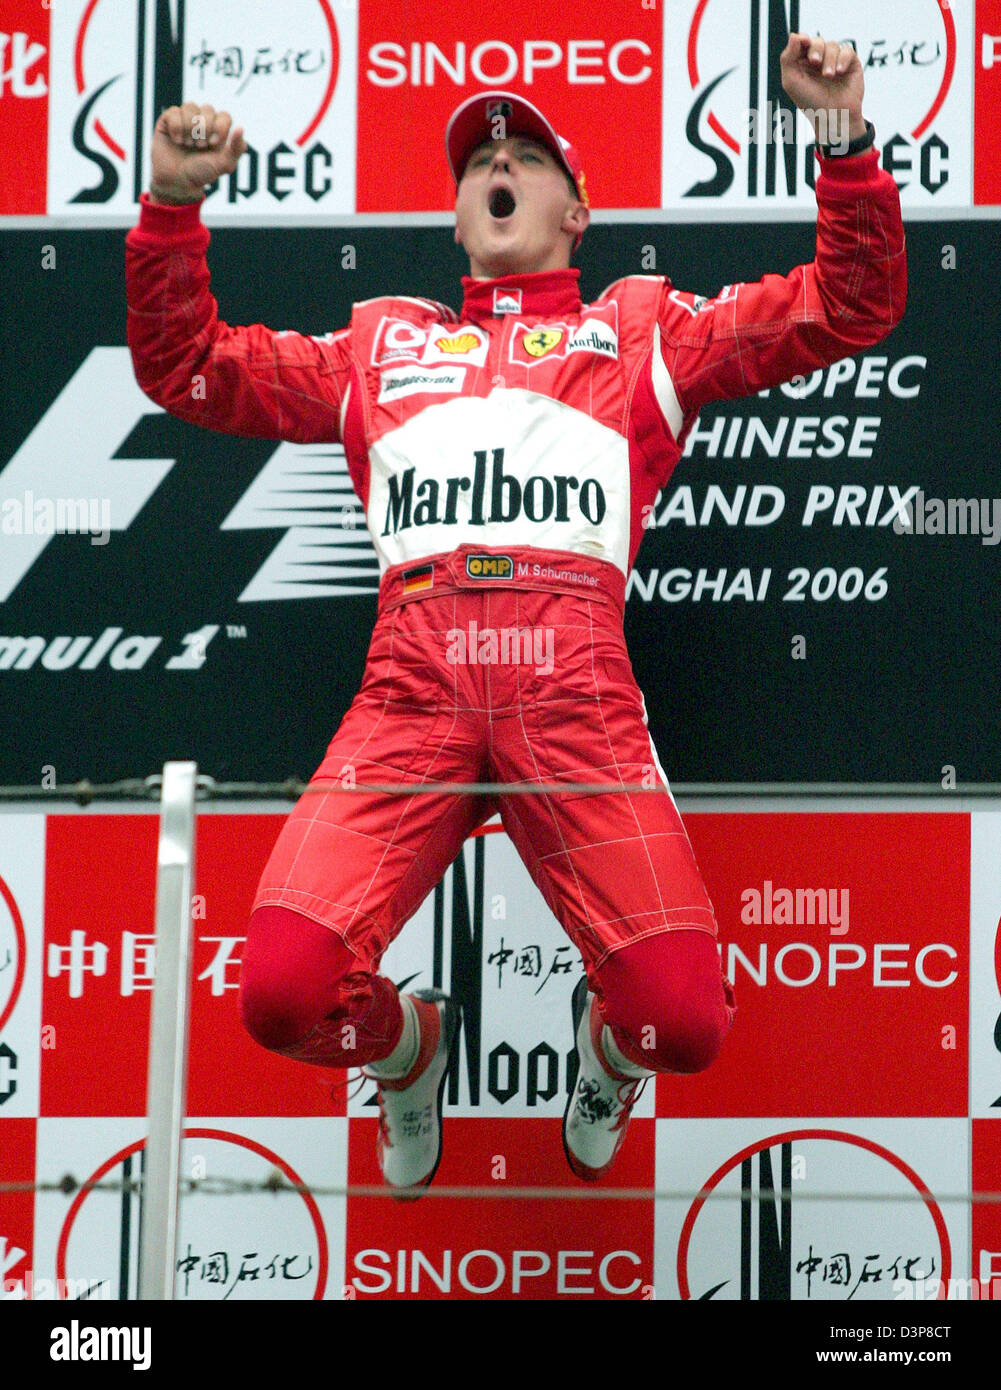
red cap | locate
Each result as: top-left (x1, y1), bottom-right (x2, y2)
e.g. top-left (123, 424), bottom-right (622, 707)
top-left (445, 90), bottom-right (588, 206)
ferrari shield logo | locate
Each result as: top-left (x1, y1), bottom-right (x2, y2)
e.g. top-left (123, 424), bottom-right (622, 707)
top-left (522, 328), bottom-right (564, 358)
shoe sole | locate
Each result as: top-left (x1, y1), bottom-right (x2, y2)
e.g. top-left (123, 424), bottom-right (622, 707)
top-left (389, 988), bottom-right (461, 1202)
top-left (562, 975), bottom-right (603, 1183)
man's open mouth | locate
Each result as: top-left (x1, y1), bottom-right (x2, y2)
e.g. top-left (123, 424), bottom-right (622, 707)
top-left (489, 187), bottom-right (517, 219)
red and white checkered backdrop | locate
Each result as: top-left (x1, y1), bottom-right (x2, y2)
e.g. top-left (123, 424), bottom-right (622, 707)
top-left (3, 0), bottom-right (1001, 1309)
top-left (2, 804), bottom-right (1000, 1301)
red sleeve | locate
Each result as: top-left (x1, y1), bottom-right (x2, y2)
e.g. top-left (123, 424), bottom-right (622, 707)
top-left (125, 194), bottom-right (353, 443)
top-left (656, 147), bottom-right (907, 424)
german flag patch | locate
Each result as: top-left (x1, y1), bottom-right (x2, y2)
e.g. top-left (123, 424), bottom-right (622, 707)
top-left (402, 564), bottom-right (434, 595)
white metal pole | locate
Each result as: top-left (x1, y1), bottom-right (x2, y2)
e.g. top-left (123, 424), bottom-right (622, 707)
top-left (138, 760), bottom-right (198, 1301)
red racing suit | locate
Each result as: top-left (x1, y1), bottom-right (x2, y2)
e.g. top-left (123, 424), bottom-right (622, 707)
top-left (125, 146), bottom-right (906, 997)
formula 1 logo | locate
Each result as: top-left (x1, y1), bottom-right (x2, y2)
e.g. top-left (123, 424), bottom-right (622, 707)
top-left (55, 0), bottom-right (347, 213)
top-left (0, 348), bottom-right (379, 605)
top-left (667, 0), bottom-right (963, 205)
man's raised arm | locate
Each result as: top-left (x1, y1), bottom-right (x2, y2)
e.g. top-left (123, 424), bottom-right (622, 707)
top-left (659, 34), bottom-right (907, 419)
top-left (126, 103), bottom-right (351, 443)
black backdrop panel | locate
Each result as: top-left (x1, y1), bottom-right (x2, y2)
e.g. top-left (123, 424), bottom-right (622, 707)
top-left (0, 219), bottom-right (997, 784)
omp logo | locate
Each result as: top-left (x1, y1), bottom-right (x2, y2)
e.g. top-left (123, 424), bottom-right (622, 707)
top-left (465, 554), bottom-right (513, 579)
top-left (0, 348), bottom-right (379, 604)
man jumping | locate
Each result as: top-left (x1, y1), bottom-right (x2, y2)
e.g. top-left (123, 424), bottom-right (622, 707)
top-left (126, 35), bottom-right (905, 1196)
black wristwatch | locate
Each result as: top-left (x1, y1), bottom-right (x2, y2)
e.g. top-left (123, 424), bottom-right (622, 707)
top-left (822, 120), bottom-right (876, 159)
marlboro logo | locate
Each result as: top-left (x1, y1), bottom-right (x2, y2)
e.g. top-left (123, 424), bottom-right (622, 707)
top-left (492, 289), bottom-right (522, 315)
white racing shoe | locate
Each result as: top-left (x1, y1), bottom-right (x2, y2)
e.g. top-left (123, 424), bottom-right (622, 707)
top-left (562, 975), bottom-right (651, 1182)
top-left (365, 989), bottom-right (460, 1200)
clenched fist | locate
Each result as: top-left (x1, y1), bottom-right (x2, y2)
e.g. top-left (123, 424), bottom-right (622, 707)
top-left (149, 102), bottom-right (248, 204)
top-left (781, 34), bottom-right (867, 148)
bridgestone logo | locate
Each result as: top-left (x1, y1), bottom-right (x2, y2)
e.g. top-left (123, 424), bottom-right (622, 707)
top-left (381, 447), bottom-right (606, 537)
top-left (378, 368), bottom-right (465, 401)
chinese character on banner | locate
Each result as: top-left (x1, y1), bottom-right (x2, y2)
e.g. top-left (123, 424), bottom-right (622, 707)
top-left (196, 937), bottom-right (244, 995)
top-left (47, 931), bottom-right (108, 997)
top-left (121, 932), bottom-right (156, 995)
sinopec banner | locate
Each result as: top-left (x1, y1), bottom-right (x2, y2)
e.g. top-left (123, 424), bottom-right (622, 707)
top-left (4, 0), bottom-right (1000, 216)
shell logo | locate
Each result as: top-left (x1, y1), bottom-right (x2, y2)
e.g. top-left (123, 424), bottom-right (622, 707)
top-left (434, 333), bottom-right (481, 354)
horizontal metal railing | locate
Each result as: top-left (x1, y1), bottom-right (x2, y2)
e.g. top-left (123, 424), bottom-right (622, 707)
top-left (2, 776), bottom-right (1000, 804)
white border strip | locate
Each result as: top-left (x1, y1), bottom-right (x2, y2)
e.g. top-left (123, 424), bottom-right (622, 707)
top-left (138, 760), bottom-right (197, 1302)
top-left (4, 206), bottom-right (1001, 231)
